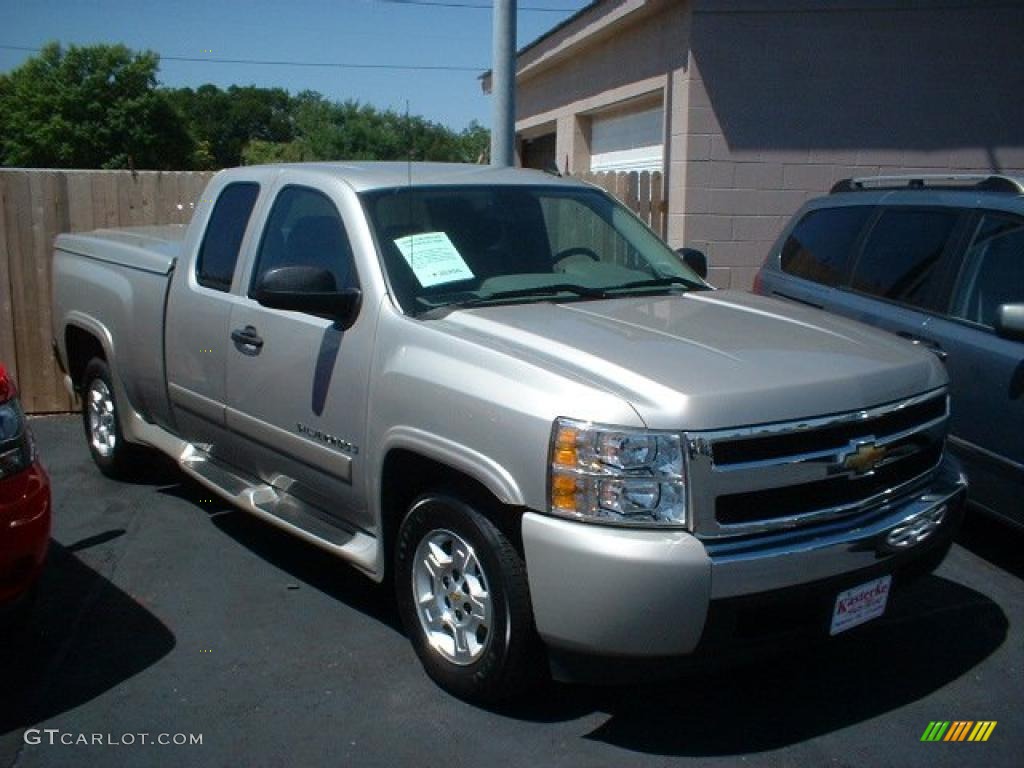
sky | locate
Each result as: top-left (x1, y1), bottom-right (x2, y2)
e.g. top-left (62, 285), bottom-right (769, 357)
top-left (0, 0), bottom-right (592, 131)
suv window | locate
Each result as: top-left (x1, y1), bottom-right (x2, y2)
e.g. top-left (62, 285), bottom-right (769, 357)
top-left (850, 209), bottom-right (959, 308)
top-left (251, 186), bottom-right (358, 292)
top-left (780, 206), bottom-right (872, 287)
top-left (950, 213), bottom-right (1024, 329)
top-left (196, 182), bottom-right (260, 291)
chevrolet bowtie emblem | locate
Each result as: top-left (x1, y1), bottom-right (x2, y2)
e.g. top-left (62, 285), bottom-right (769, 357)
top-left (843, 442), bottom-right (888, 475)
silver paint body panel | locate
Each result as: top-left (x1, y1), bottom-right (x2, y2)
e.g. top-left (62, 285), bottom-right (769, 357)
top-left (52, 162), bottom-right (959, 662)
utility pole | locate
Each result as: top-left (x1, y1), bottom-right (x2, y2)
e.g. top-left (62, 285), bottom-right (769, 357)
top-left (491, 0), bottom-right (516, 167)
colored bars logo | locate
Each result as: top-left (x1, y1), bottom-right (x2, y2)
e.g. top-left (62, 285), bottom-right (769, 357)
top-left (921, 721), bottom-right (997, 742)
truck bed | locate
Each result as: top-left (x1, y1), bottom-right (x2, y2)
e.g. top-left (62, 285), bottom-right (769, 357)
top-left (54, 224), bottom-right (187, 275)
top-left (52, 225), bottom-right (185, 430)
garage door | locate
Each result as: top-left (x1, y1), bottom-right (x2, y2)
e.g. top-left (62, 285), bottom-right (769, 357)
top-left (590, 106), bottom-right (664, 173)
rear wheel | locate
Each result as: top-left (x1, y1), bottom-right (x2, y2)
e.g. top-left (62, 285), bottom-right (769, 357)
top-left (395, 492), bottom-right (542, 703)
top-left (81, 358), bottom-right (142, 478)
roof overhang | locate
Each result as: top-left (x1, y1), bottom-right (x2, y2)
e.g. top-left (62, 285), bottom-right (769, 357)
top-left (480, 0), bottom-right (667, 93)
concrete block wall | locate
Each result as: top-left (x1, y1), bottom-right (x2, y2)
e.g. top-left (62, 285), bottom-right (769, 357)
top-left (513, 0), bottom-right (688, 175)
top-left (668, 0), bottom-right (1024, 291)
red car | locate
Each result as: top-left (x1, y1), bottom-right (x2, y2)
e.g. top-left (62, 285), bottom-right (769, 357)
top-left (0, 363), bottom-right (51, 626)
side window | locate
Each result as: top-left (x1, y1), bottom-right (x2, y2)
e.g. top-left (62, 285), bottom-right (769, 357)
top-left (780, 207), bottom-right (873, 287)
top-left (850, 209), bottom-right (959, 308)
top-left (196, 183), bottom-right (260, 291)
top-left (251, 186), bottom-right (358, 292)
top-left (950, 214), bottom-right (1024, 329)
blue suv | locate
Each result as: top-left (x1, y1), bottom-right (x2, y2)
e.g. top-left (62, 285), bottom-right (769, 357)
top-left (755, 175), bottom-right (1024, 528)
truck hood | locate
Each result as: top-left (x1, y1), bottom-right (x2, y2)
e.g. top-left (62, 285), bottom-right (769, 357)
top-left (436, 290), bottom-right (947, 430)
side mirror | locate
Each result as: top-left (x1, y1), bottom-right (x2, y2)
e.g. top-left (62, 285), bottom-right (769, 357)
top-left (253, 266), bottom-right (361, 328)
top-left (676, 247), bottom-right (708, 280)
top-left (994, 303), bottom-right (1024, 341)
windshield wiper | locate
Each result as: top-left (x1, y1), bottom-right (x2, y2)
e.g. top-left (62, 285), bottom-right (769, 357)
top-left (605, 275), bottom-right (707, 293)
top-left (469, 284), bottom-right (607, 302)
top-left (418, 283), bottom-right (606, 318)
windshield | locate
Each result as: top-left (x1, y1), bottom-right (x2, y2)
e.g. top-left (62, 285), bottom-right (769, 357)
top-left (360, 184), bottom-right (707, 316)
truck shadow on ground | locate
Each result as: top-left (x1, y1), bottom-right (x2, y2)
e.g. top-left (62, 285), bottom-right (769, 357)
top-left (955, 511), bottom-right (1024, 579)
top-left (164, 475), bottom-right (1008, 757)
top-left (524, 574), bottom-right (1008, 755)
top-left (0, 542), bottom-right (176, 735)
top-left (160, 477), bottom-right (404, 634)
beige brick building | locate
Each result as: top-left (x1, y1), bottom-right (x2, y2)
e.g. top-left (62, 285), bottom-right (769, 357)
top-left (482, 0), bottom-right (1024, 290)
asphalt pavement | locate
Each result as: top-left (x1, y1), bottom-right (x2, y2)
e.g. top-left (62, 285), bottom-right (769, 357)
top-left (1, 415), bottom-right (1021, 768)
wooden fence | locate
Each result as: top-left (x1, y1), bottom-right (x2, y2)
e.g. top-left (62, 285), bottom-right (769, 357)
top-left (577, 170), bottom-right (667, 237)
top-left (1, 166), bottom-right (664, 414)
top-left (0, 169), bottom-right (215, 413)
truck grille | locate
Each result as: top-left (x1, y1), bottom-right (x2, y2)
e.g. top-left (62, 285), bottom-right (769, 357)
top-left (686, 391), bottom-right (948, 538)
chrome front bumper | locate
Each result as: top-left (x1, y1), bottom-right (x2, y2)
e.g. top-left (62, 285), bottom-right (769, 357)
top-left (522, 455), bottom-right (966, 659)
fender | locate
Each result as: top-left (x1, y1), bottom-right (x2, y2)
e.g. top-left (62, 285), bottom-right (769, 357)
top-left (374, 426), bottom-right (525, 508)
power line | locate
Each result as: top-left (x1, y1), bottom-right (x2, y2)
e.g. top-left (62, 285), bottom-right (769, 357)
top-left (376, 0), bottom-right (580, 11)
top-left (0, 45), bottom-right (486, 72)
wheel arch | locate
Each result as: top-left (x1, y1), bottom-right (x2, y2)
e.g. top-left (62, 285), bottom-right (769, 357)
top-left (62, 314), bottom-right (115, 392)
top-left (377, 439), bottom-right (527, 579)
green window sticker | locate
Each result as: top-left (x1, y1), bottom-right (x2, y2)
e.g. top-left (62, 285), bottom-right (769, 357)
top-left (394, 232), bottom-right (475, 288)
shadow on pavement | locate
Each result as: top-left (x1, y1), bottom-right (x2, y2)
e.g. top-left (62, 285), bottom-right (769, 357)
top-left (511, 574), bottom-right (1007, 755)
top-left (0, 542), bottom-right (176, 735)
top-left (159, 478), bottom-right (404, 634)
top-left (157, 470), bottom-right (1008, 757)
top-left (956, 510), bottom-right (1024, 579)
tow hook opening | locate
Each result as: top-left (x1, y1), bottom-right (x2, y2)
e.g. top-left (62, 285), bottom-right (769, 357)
top-left (885, 504), bottom-right (947, 550)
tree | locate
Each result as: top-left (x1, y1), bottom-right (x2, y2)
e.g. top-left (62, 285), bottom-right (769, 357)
top-left (165, 84), bottom-right (295, 168)
top-left (0, 42), bottom-right (194, 169)
top-left (240, 92), bottom-right (490, 166)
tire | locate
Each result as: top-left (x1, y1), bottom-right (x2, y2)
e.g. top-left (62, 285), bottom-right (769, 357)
top-left (80, 358), bottom-right (142, 479)
top-left (395, 492), bottom-right (543, 703)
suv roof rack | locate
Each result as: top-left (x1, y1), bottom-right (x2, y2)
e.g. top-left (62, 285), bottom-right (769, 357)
top-left (830, 174), bottom-right (1024, 195)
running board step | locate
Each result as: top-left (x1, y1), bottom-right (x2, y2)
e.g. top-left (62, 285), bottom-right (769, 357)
top-left (178, 444), bottom-right (378, 574)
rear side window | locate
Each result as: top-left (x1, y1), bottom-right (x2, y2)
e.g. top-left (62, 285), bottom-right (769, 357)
top-left (196, 183), bottom-right (260, 291)
top-left (850, 209), bottom-right (959, 308)
top-left (780, 207), bottom-right (872, 287)
top-left (950, 214), bottom-right (1024, 329)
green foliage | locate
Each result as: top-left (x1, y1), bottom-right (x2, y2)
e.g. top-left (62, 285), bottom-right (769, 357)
top-left (0, 42), bottom-right (194, 169)
top-left (0, 42), bottom-right (490, 171)
top-left (239, 92), bottom-right (490, 166)
top-left (165, 84), bottom-right (295, 169)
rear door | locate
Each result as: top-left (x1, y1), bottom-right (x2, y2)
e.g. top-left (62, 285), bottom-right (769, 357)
top-left (165, 179), bottom-right (262, 458)
top-left (923, 211), bottom-right (1024, 523)
top-left (830, 206), bottom-right (968, 351)
top-left (224, 178), bottom-right (375, 532)
top-left (764, 204), bottom-right (874, 310)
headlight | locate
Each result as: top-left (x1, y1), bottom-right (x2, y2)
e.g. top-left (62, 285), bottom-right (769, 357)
top-left (548, 417), bottom-right (686, 527)
top-left (0, 399), bottom-right (33, 480)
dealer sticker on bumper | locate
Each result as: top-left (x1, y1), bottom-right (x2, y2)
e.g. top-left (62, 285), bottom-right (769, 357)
top-left (830, 574), bottom-right (892, 636)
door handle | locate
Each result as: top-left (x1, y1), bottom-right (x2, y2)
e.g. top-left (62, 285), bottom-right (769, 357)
top-left (231, 325), bottom-right (264, 352)
top-left (898, 333), bottom-right (947, 362)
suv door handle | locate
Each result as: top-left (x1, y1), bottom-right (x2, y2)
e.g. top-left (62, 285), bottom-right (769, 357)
top-left (898, 333), bottom-right (947, 362)
top-left (231, 325), bottom-right (264, 352)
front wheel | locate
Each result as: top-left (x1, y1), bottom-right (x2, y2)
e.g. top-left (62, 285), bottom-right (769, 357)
top-left (395, 492), bottom-right (542, 703)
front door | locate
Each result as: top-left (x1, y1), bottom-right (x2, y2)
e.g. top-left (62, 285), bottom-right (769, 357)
top-left (224, 182), bottom-right (374, 532)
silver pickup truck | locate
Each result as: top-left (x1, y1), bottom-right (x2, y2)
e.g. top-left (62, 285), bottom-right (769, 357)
top-left (53, 163), bottom-right (966, 702)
